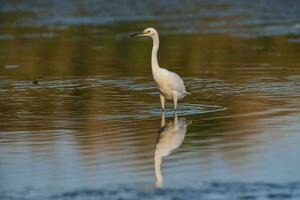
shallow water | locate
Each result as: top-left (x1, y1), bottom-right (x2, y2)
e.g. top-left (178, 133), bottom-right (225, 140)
top-left (1, 0), bottom-right (300, 198)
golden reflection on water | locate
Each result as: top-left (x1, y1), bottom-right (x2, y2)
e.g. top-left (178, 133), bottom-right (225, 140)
top-left (1, 26), bottom-right (300, 79)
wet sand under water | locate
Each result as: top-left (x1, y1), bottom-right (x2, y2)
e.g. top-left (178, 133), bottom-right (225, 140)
top-left (1, 183), bottom-right (300, 200)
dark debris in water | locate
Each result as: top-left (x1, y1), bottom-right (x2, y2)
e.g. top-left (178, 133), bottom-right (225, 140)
top-left (1, 183), bottom-right (300, 200)
top-left (32, 79), bottom-right (39, 86)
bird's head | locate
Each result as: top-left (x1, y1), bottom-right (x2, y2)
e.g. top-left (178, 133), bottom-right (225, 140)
top-left (131, 27), bottom-right (158, 38)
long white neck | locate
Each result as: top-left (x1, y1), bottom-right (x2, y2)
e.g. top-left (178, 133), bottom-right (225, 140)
top-left (154, 150), bottom-right (163, 187)
top-left (151, 34), bottom-right (160, 77)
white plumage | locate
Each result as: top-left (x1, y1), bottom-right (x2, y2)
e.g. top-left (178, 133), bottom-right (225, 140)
top-left (131, 27), bottom-right (190, 110)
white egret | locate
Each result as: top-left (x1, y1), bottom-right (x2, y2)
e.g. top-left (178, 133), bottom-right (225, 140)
top-left (154, 112), bottom-right (191, 187)
top-left (131, 28), bottom-right (190, 110)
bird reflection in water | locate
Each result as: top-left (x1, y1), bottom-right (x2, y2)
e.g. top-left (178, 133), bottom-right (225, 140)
top-left (154, 112), bottom-right (191, 187)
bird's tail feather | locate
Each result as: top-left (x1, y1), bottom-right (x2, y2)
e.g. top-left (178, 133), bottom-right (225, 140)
top-left (183, 91), bottom-right (191, 95)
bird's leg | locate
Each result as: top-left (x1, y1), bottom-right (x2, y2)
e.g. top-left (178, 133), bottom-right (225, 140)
top-left (173, 111), bottom-right (179, 130)
top-left (172, 91), bottom-right (178, 110)
top-left (161, 111), bottom-right (166, 127)
top-left (160, 94), bottom-right (165, 111)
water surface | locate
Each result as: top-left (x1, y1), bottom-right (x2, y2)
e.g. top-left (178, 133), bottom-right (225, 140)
top-left (0, 0), bottom-right (300, 199)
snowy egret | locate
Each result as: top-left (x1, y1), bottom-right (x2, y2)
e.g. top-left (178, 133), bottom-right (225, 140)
top-left (131, 28), bottom-right (190, 110)
top-left (154, 112), bottom-right (191, 187)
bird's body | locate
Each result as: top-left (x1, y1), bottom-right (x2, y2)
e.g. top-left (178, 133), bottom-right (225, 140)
top-left (131, 27), bottom-right (189, 110)
top-left (155, 68), bottom-right (187, 100)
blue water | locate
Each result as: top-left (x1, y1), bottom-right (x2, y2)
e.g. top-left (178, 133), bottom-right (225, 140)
top-left (1, 0), bottom-right (300, 37)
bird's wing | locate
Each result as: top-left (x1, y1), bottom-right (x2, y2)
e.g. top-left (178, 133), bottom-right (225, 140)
top-left (159, 68), bottom-right (186, 91)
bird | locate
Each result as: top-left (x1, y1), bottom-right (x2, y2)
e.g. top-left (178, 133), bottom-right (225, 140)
top-left (131, 27), bottom-right (190, 110)
top-left (154, 112), bottom-right (191, 187)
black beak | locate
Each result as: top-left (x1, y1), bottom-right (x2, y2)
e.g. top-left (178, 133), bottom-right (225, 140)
top-left (130, 32), bottom-right (143, 38)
